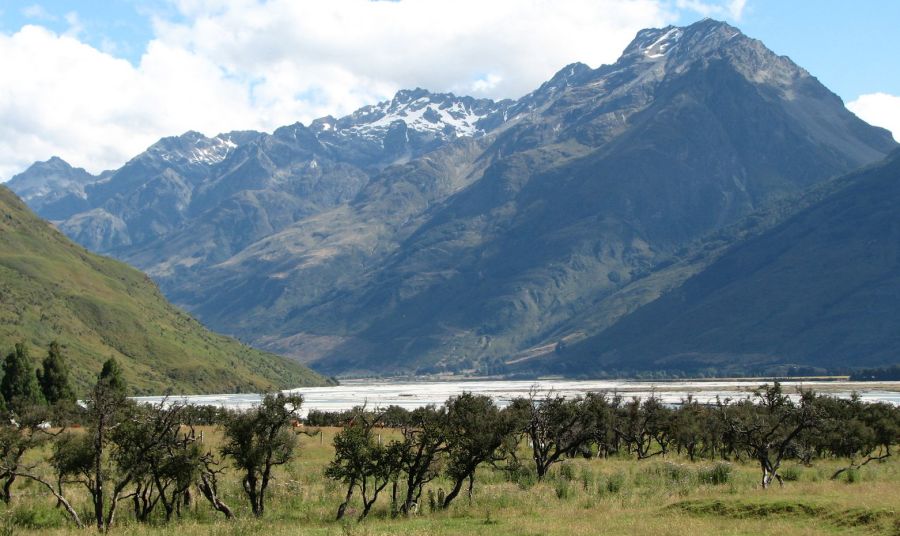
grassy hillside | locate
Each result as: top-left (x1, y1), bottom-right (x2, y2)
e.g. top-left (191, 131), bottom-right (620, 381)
top-left (0, 186), bottom-right (332, 395)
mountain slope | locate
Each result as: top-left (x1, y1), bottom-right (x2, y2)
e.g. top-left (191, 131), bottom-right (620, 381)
top-left (553, 150), bottom-right (900, 375)
top-left (0, 186), bottom-right (331, 394)
top-left (9, 19), bottom-right (897, 377)
top-left (289, 19), bottom-right (894, 374)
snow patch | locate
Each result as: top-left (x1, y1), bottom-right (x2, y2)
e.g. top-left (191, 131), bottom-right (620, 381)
top-left (187, 136), bottom-right (236, 165)
top-left (642, 28), bottom-right (683, 59)
top-left (338, 94), bottom-right (496, 142)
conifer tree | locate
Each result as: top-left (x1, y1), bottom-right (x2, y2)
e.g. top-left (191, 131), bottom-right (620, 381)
top-left (38, 342), bottom-right (76, 406)
top-left (98, 358), bottom-right (127, 397)
top-left (0, 343), bottom-right (44, 412)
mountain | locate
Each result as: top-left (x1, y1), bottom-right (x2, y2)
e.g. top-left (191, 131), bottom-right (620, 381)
top-left (10, 19), bottom-right (897, 377)
top-left (16, 90), bottom-right (508, 264)
top-left (229, 18), bottom-right (890, 375)
top-left (550, 150), bottom-right (900, 376)
top-left (0, 185), bottom-right (332, 394)
top-left (6, 157), bottom-right (100, 220)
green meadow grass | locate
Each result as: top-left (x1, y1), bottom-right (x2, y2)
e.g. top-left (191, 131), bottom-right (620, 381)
top-left (5, 426), bottom-right (898, 535)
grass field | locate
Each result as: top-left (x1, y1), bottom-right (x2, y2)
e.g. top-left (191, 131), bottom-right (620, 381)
top-left (3, 426), bottom-right (898, 535)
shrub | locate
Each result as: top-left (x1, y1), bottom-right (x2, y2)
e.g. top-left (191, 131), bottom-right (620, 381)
top-left (555, 480), bottom-right (571, 500)
top-left (558, 462), bottom-right (577, 482)
top-left (697, 463), bottom-right (732, 485)
top-left (580, 468), bottom-right (595, 491)
top-left (601, 472), bottom-right (626, 495)
top-left (660, 462), bottom-right (692, 485)
top-left (507, 465), bottom-right (537, 489)
top-left (781, 465), bottom-right (802, 482)
top-left (11, 505), bottom-right (64, 530)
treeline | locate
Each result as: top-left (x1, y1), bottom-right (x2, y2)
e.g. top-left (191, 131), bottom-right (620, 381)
top-left (0, 340), bottom-right (897, 532)
top-left (322, 386), bottom-right (900, 520)
top-left (0, 342), bottom-right (77, 412)
top-left (850, 364), bottom-right (900, 381)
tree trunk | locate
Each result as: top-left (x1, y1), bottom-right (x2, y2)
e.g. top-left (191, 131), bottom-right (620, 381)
top-left (94, 420), bottom-right (105, 532)
top-left (390, 480), bottom-right (398, 517)
top-left (360, 498), bottom-right (375, 520)
top-left (442, 476), bottom-right (466, 509)
top-left (104, 477), bottom-right (131, 531)
top-left (336, 480), bottom-right (355, 521)
top-left (197, 474), bottom-right (234, 519)
top-left (1, 474), bottom-right (16, 503)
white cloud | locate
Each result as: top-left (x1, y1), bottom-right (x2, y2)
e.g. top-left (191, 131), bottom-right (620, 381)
top-left (21, 4), bottom-right (55, 21)
top-left (63, 11), bottom-right (84, 38)
top-left (472, 74), bottom-right (504, 95)
top-left (847, 93), bottom-right (900, 142)
top-left (0, 25), bottom-right (264, 179)
top-left (153, 0), bottom-right (677, 117)
top-left (0, 0), bottom-right (749, 180)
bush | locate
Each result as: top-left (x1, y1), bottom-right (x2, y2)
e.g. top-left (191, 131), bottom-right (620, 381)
top-left (601, 472), bottom-right (626, 495)
top-left (697, 463), bottom-right (732, 485)
top-left (844, 468), bottom-right (860, 484)
top-left (781, 465), bottom-right (802, 482)
top-left (555, 480), bottom-right (571, 500)
top-left (10, 506), bottom-right (64, 530)
top-left (580, 468), bottom-right (595, 491)
top-left (509, 465), bottom-right (537, 489)
top-left (641, 462), bottom-right (692, 487)
top-left (558, 462), bottom-right (576, 482)
top-left (660, 462), bottom-right (692, 485)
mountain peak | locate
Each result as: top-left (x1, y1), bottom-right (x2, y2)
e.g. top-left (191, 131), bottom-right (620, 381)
top-left (19, 156), bottom-right (75, 174)
top-left (334, 87), bottom-right (504, 141)
top-left (545, 62), bottom-right (592, 88)
top-left (144, 130), bottom-right (238, 167)
top-left (392, 87), bottom-right (436, 104)
top-left (623, 19), bottom-right (742, 61)
top-left (6, 155), bottom-right (95, 207)
top-left (44, 155), bottom-right (72, 167)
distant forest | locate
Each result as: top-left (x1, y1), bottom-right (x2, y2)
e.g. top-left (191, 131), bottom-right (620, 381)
top-left (851, 365), bottom-right (900, 381)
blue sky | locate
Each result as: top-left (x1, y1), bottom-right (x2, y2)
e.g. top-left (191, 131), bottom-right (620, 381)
top-left (0, 0), bottom-right (897, 179)
top-left (723, 0), bottom-right (900, 101)
top-left (0, 1), bottom-right (159, 62)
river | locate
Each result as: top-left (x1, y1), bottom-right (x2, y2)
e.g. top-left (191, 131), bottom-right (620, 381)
top-left (133, 379), bottom-right (900, 416)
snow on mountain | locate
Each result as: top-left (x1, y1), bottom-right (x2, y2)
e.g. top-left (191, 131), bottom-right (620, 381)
top-left (640, 27), bottom-right (684, 58)
top-left (146, 132), bottom-right (240, 166)
top-left (324, 89), bottom-right (506, 142)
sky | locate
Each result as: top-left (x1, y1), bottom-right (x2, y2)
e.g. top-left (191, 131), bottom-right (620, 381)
top-left (0, 0), bottom-right (898, 180)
